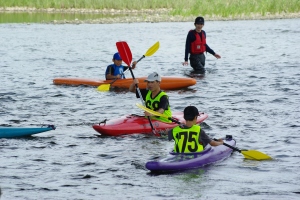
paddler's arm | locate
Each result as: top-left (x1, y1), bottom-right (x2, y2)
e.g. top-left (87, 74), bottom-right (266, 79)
top-left (105, 66), bottom-right (115, 80)
top-left (144, 108), bottom-right (164, 117)
top-left (124, 61), bottom-right (137, 71)
top-left (129, 78), bottom-right (139, 93)
top-left (129, 80), bottom-right (148, 100)
top-left (209, 138), bottom-right (224, 146)
top-left (131, 61), bottom-right (137, 69)
top-left (159, 96), bottom-right (169, 113)
top-left (201, 130), bottom-right (224, 147)
top-left (144, 96), bottom-right (168, 116)
top-left (105, 65), bottom-right (122, 80)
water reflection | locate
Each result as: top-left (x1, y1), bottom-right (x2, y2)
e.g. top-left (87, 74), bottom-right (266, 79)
top-left (0, 12), bottom-right (128, 23)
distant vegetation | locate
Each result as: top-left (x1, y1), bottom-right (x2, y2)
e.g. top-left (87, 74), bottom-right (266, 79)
top-left (1, 0), bottom-right (300, 18)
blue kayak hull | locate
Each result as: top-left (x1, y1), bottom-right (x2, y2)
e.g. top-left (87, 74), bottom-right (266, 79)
top-left (0, 125), bottom-right (55, 138)
top-left (146, 137), bottom-right (236, 172)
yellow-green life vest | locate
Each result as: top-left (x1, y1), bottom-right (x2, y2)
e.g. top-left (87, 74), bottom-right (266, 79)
top-left (172, 125), bottom-right (204, 153)
top-left (145, 90), bottom-right (172, 123)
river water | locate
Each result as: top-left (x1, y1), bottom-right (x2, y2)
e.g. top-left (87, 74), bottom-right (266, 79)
top-left (1, 18), bottom-right (300, 200)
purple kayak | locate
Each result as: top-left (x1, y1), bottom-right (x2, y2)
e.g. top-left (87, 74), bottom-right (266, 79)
top-left (146, 136), bottom-right (236, 172)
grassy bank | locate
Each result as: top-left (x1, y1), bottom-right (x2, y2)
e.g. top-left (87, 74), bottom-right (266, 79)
top-left (1, 0), bottom-right (300, 18)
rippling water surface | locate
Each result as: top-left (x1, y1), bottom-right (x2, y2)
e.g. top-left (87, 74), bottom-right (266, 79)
top-left (1, 19), bottom-right (300, 200)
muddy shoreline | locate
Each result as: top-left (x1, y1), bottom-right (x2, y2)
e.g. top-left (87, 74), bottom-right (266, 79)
top-left (1, 7), bottom-right (300, 24)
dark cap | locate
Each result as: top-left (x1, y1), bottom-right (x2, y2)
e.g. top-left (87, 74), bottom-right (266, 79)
top-left (195, 16), bottom-right (204, 24)
top-left (184, 106), bottom-right (200, 120)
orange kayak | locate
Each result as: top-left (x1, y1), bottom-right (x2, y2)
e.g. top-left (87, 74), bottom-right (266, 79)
top-left (53, 76), bottom-right (196, 90)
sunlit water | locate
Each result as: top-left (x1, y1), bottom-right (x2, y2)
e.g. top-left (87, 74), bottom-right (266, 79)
top-left (1, 18), bottom-right (300, 200)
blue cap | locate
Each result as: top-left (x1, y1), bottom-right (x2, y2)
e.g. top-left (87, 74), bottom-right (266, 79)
top-left (113, 52), bottom-right (122, 60)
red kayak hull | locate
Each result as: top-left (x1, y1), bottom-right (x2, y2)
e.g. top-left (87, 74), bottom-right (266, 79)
top-left (92, 112), bottom-right (208, 136)
top-left (53, 76), bottom-right (196, 90)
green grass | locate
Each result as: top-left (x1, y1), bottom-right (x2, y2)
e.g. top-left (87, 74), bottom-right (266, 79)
top-left (1, 0), bottom-right (300, 18)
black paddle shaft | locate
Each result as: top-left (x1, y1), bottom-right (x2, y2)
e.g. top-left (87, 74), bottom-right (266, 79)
top-left (129, 67), bottom-right (156, 131)
top-left (128, 62), bottom-right (139, 89)
top-left (222, 142), bottom-right (242, 153)
top-left (136, 55), bottom-right (145, 63)
top-left (214, 138), bottom-right (242, 153)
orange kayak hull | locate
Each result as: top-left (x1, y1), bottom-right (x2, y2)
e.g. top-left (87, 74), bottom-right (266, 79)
top-left (53, 76), bottom-right (196, 90)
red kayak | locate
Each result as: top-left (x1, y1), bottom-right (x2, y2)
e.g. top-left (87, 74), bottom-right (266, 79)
top-left (92, 112), bottom-right (208, 136)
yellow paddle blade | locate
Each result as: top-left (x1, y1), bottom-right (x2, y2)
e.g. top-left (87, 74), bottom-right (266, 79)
top-left (144, 41), bottom-right (160, 57)
top-left (97, 84), bottom-right (110, 91)
top-left (241, 150), bottom-right (272, 160)
top-left (136, 103), bottom-right (168, 118)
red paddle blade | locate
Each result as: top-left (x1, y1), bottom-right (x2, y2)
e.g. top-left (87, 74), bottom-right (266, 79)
top-left (116, 41), bottom-right (132, 67)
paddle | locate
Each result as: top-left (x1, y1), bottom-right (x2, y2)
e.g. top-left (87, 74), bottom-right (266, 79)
top-left (116, 41), bottom-right (158, 136)
top-left (136, 41), bottom-right (160, 62)
top-left (136, 103), bottom-right (181, 124)
top-left (213, 139), bottom-right (272, 160)
top-left (98, 41), bottom-right (160, 91)
top-left (231, 146), bottom-right (272, 160)
top-left (97, 80), bottom-right (118, 91)
top-left (97, 70), bottom-right (128, 91)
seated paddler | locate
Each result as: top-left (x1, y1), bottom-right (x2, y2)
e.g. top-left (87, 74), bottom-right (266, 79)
top-left (105, 52), bottom-right (137, 80)
top-left (129, 72), bottom-right (172, 123)
top-left (168, 106), bottom-right (224, 153)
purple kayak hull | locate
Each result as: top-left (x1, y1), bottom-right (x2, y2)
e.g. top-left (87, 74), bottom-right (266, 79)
top-left (146, 138), bottom-right (236, 172)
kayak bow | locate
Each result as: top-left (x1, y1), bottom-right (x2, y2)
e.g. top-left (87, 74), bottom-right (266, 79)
top-left (0, 125), bottom-right (56, 138)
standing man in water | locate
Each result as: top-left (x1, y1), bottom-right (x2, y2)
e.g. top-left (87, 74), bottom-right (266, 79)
top-left (183, 16), bottom-right (221, 74)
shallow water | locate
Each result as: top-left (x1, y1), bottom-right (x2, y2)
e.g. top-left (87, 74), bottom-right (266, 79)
top-left (1, 19), bottom-right (300, 200)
